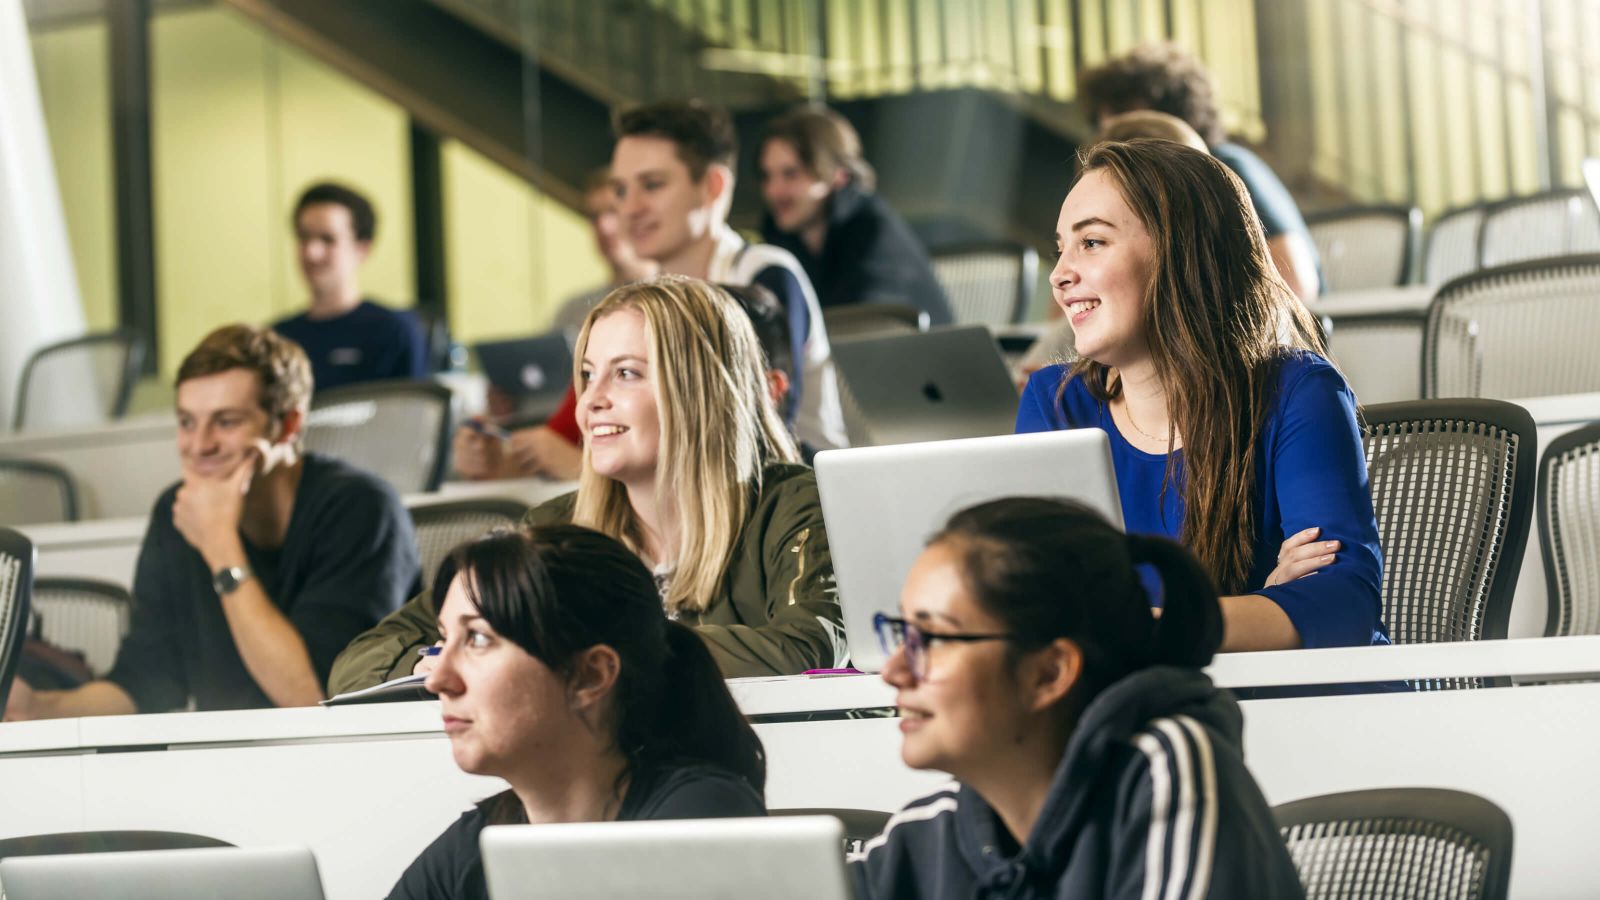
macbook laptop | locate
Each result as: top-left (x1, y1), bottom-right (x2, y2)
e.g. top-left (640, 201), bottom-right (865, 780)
top-left (474, 332), bottom-right (573, 420)
top-left (480, 816), bottom-right (851, 900)
top-left (0, 845), bottom-right (326, 900)
top-left (830, 325), bottom-right (1020, 446)
top-left (815, 429), bottom-right (1124, 672)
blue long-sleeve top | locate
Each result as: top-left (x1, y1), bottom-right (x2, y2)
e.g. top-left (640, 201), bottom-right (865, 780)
top-left (1016, 350), bottom-right (1387, 649)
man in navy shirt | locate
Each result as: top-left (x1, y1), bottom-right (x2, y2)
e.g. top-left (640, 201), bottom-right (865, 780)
top-left (274, 182), bottom-right (428, 391)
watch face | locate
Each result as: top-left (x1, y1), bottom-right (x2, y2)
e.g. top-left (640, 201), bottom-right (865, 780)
top-left (213, 566), bottom-right (249, 595)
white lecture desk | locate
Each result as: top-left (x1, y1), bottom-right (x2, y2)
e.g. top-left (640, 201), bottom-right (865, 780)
top-left (4, 639), bottom-right (1600, 899)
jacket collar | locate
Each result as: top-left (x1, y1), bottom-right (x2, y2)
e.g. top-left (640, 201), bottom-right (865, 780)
top-left (952, 667), bottom-right (1240, 890)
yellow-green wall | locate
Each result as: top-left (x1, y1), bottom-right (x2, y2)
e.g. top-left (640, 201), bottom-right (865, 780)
top-left (441, 141), bottom-right (608, 345)
top-left (30, 4), bottom-right (605, 380)
top-left (29, 19), bottom-right (116, 333)
top-left (150, 5), bottom-right (413, 375)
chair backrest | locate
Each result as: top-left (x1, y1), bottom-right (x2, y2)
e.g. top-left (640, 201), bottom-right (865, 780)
top-left (0, 830), bottom-right (232, 860)
top-left (1479, 189), bottom-right (1600, 269)
top-left (1276, 787), bottom-right (1513, 900)
top-left (303, 379), bottom-right (454, 493)
top-left (1306, 205), bottom-right (1422, 291)
top-left (1360, 400), bottom-right (1535, 649)
top-left (407, 498), bottom-right (528, 592)
top-left (1423, 255), bottom-right (1600, 399)
top-left (13, 330), bottom-right (144, 432)
top-left (820, 304), bottom-right (928, 341)
top-left (0, 527), bottom-right (36, 714)
top-left (30, 578), bottom-right (134, 677)
top-left (1424, 205), bottom-right (1486, 287)
top-left (1537, 422), bottom-right (1600, 635)
top-left (0, 458), bottom-right (80, 526)
top-left (928, 240), bottom-right (1038, 326)
top-left (771, 808), bottom-right (890, 857)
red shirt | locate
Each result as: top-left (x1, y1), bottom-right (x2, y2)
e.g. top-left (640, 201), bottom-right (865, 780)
top-left (546, 385), bottom-right (581, 445)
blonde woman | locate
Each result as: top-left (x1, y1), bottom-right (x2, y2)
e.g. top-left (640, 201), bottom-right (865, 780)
top-left (328, 277), bottom-right (843, 692)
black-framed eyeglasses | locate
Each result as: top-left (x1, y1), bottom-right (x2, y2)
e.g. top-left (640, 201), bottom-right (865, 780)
top-left (874, 612), bottom-right (1019, 681)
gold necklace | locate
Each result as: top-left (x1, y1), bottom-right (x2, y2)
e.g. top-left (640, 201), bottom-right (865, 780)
top-left (1122, 400), bottom-right (1173, 444)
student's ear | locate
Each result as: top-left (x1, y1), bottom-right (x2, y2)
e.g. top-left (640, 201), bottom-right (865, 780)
top-left (1023, 638), bottom-right (1084, 713)
top-left (354, 240), bottom-right (372, 264)
top-left (274, 407), bottom-right (305, 448)
top-left (764, 369), bottom-right (790, 409)
top-left (567, 644), bottom-right (622, 714)
top-left (829, 166), bottom-right (851, 191)
top-left (703, 163), bottom-right (733, 211)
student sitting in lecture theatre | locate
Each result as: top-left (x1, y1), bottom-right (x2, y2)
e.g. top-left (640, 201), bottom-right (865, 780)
top-left (1017, 139), bottom-right (1386, 652)
top-left (852, 498), bottom-right (1304, 899)
top-left (387, 524), bottom-right (766, 900)
top-left (329, 277), bottom-right (843, 693)
top-left (4, 326), bottom-right (420, 721)
top-left (610, 98), bottom-right (849, 451)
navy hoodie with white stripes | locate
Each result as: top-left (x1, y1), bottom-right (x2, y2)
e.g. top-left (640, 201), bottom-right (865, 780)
top-left (850, 666), bottom-right (1304, 900)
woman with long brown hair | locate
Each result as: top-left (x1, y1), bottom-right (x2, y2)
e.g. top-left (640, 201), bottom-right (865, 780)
top-left (1017, 138), bottom-right (1384, 651)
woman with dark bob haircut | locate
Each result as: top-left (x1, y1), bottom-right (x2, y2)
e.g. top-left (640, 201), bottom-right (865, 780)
top-left (1019, 138), bottom-right (1385, 653)
top-left (387, 524), bottom-right (766, 900)
top-left (852, 497), bottom-right (1303, 899)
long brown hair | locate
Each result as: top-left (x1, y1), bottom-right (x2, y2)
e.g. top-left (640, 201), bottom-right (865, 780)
top-left (1067, 139), bottom-right (1326, 592)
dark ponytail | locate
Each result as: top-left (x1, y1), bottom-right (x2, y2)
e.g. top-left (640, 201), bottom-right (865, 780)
top-left (630, 623), bottom-right (766, 792)
top-left (436, 524), bottom-right (765, 808)
top-left (1123, 533), bottom-right (1223, 668)
top-left (935, 497), bottom-right (1223, 706)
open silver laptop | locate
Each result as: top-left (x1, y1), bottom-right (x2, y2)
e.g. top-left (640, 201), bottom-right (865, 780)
top-left (481, 816), bottom-right (851, 900)
top-left (816, 430), bottom-right (1124, 672)
top-left (474, 332), bottom-right (574, 421)
top-left (0, 845), bottom-right (325, 900)
top-left (830, 325), bottom-right (1019, 446)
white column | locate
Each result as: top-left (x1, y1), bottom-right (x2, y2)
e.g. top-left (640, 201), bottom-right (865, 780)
top-left (0, 0), bottom-right (90, 429)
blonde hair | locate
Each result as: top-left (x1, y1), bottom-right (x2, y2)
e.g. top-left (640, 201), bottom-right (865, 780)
top-left (570, 277), bottom-right (800, 614)
top-left (1098, 110), bottom-right (1209, 153)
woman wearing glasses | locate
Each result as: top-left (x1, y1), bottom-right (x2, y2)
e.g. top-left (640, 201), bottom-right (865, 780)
top-left (852, 498), bottom-right (1303, 900)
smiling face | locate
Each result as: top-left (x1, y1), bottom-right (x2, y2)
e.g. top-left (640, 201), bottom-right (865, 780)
top-left (577, 308), bottom-right (663, 491)
top-left (295, 202), bottom-right (368, 301)
top-left (610, 136), bottom-right (720, 271)
top-left (1050, 169), bottom-right (1157, 369)
top-left (426, 573), bottom-right (576, 779)
top-left (759, 138), bottom-right (833, 234)
top-left (175, 369), bottom-right (275, 479)
top-left (883, 540), bottom-right (1038, 778)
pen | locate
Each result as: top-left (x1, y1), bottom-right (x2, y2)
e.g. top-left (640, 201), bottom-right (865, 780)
top-left (465, 419), bottom-right (512, 440)
top-left (417, 646), bottom-right (442, 657)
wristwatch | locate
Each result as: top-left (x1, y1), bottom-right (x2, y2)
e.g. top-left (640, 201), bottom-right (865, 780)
top-left (212, 564), bottom-right (253, 597)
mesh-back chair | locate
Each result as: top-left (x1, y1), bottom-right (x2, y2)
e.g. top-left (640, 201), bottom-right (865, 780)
top-left (30, 578), bottom-right (133, 677)
top-left (0, 458), bottom-right (80, 526)
top-left (1276, 788), bottom-right (1512, 900)
top-left (928, 240), bottom-right (1038, 326)
top-left (0, 527), bottom-right (35, 714)
top-left (1537, 422), bottom-right (1600, 635)
top-left (1306, 205), bottom-right (1422, 291)
top-left (0, 831), bottom-right (232, 859)
top-left (1360, 401), bottom-right (1534, 683)
top-left (408, 498), bottom-right (527, 592)
top-left (772, 808), bottom-right (890, 857)
top-left (12, 330), bottom-right (144, 432)
top-left (1479, 189), bottom-right (1600, 269)
top-left (1423, 256), bottom-right (1600, 399)
top-left (1424, 205), bottom-right (1486, 288)
top-left (304, 380), bottom-right (453, 494)
top-left (821, 304), bottom-right (928, 340)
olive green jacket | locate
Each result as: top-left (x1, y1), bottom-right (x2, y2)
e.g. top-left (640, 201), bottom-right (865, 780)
top-left (326, 464), bottom-right (844, 694)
